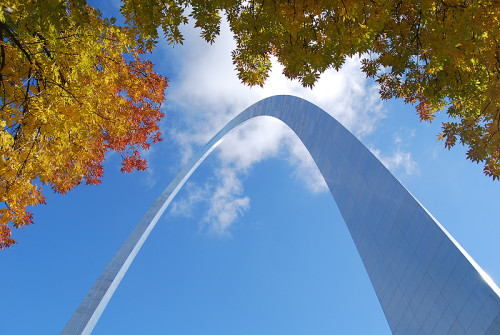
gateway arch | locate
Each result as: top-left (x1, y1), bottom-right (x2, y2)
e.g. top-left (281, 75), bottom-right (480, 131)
top-left (62, 95), bottom-right (500, 335)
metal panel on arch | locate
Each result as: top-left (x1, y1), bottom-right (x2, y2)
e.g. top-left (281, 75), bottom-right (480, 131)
top-left (62, 95), bottom-right (500, 335)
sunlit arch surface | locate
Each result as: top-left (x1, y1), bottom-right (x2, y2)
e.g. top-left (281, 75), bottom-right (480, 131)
top-left (62, 95), bottom-right (500, 335)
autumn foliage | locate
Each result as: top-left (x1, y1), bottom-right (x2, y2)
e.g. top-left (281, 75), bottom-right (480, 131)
top-left (0, 1), bottom-right (167, 248)
top-left (119, 0), bottom-right (500, 180)
top-left (223, 0), bottom-right (499, 180)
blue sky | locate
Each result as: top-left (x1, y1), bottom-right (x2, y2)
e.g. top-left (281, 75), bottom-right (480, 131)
top-left (1, 2), bottom-right (500, 334)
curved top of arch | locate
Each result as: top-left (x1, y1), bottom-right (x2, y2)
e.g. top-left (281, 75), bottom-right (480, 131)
top-left (62, 95), bottom-right (500, 335)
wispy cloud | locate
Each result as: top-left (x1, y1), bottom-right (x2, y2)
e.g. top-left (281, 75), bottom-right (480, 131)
top-left (286, 137), bottom-right (329, 194)
top-left (169, 181), bottom-right (209, 218)
top-left (370, 128), bottom-right (419, 176)
top-left (164, 18), bottom-right (388, 234)
top-left (169, 166), bottom-right (250, 235)
top-left (203, 167), bottom-right (250, 235)
top-left (379, 149), bottom-right (418, 176)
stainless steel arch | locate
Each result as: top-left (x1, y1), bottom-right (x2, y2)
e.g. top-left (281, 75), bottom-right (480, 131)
top-left (62, 95), bottom-right (500, 335)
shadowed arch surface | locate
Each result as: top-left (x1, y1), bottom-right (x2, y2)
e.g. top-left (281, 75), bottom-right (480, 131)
top-left (62, 95), bottom-right (500, 335)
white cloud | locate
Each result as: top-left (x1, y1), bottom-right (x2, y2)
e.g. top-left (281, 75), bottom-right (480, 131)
top-left (203, 167), bottom-right (250, 235)
top-left (370, 145), bottom-right (418, 177)
top-left (169, 181), bottom-right (209, 218)
top-left (217, 117), bottom-right (288, 171)
top-left (286, 137), bottom-right (329, 194)
top-left (164, 17), bottom-right (387, 234)
top-left (383, 150), bottom-right (418, 175)
top-left (169, 167), bottom-right (251, 235)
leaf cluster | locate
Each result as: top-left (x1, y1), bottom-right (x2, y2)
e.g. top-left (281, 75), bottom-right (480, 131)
top-left (0, 0), bottom-right (167, 248)
top-left (118, 1), bottom-right (500, 182)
